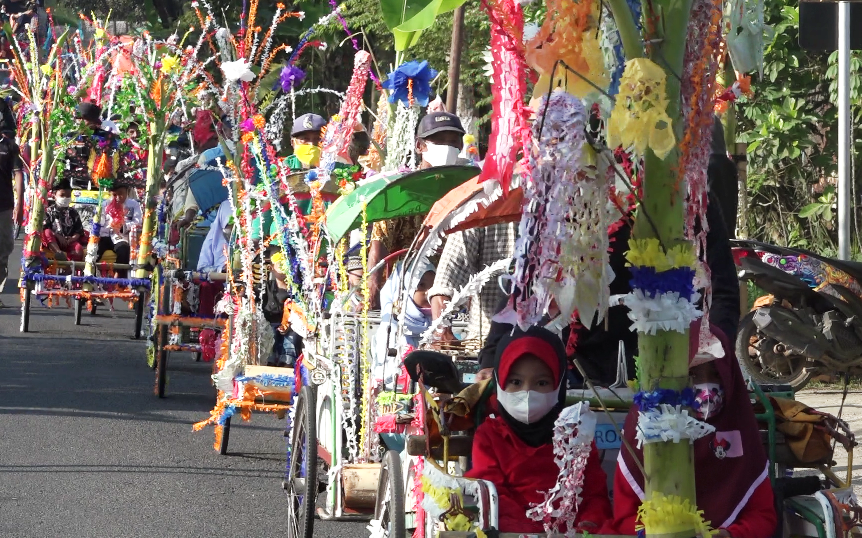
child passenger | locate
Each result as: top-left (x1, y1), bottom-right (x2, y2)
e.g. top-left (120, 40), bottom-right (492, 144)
top-left (604, 322), bottom-right (777, 538)
top-left (466, 326), bottom-right (612, 533)
top-left (43, 181), bottom-right (86, 261)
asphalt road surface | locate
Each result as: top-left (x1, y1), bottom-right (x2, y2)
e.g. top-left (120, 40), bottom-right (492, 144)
top-left (0, 240), bottom-right (366, 537)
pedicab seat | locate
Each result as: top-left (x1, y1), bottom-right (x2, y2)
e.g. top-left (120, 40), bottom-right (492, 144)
top-left (405, 434), bottom-right (473, 458)
top-left (240, 364), bottom-right (295, 403)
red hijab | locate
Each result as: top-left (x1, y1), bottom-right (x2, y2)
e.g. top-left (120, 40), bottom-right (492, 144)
top-left (494, 326), bottom-right (568, 447)
top-left (619, 321), bottom-right (769, 529)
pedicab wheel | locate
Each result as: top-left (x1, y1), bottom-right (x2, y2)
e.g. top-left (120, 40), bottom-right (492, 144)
top-left (285, 385), bottom-right (317, 538)
top-left (21, 286), bottom-right (31, 333)
top-left (133, 291), bottom-right (145, 339)
top-left (374, 450), bottom-right (406, 538)
top-left (218, 417), bottom-right (231, 455)
top-left (74, 297), bottom-right (83, 325)
top-left (89, 302), bottom-right (97, 315)
top-left (156, 328), bottom-right (169, 398)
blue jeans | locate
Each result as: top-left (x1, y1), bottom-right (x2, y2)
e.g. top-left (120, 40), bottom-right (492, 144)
top-left (272, 325), bottom-right (302, 366)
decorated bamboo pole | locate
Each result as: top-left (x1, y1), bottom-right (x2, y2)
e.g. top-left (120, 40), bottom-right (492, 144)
top-left (135, 118), bottom-right (163, 279)
top-left (607, 0), bottom-right (708, 535)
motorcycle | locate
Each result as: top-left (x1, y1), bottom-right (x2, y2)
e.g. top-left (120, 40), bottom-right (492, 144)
top-left (732, 239), bottom-right (862, 390)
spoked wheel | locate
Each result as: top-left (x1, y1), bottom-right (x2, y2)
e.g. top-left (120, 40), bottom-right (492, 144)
top-left (74, 297), bottom-right (83, 325)
top-left (284, 385), bottom-right (317, 538)
top-left (21, 285), bottom-right (31, 332)
top-left (374, 450), bottom-right (406, 538)
top-left (736, 310), bottom-right (813, 390)
top-left (156, 328), bottom-right (169, 398)
top-left (133, 290), bottom-right (146, 339)
top-left (218, 417), bottom-right (231, 455)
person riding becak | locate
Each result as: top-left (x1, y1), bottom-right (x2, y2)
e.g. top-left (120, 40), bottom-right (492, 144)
top-left (284, 113), bottom-right (326, 171)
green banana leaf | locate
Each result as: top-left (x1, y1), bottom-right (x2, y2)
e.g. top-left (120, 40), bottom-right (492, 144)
top-left (380, 0), bottom-right (469, 50)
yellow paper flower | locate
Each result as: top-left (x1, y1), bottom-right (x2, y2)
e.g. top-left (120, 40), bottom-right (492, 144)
top-left (607, 58), bottom-right (677, 159)
top-left (94, 28), bottom-right (105, 40)
top-left (40, 64), bottom-right (53, 76)
top-left (636, 493), bottom-right (714, 538)
top-left (160, 55), bottom-right (179, 75)
top-left (626, 239), bottom-right (696, 271)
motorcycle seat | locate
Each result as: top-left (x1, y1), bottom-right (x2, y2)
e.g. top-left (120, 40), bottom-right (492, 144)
top-left (787, 246), bottom-right (862, 280)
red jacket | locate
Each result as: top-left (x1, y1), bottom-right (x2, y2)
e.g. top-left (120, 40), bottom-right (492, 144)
top-left (465, 415), bottom-right (612, 533)
top-left (603, 461), bottom-right (777, 538)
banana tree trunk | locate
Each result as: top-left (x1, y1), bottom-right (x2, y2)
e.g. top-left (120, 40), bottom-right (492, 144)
top-left (136, 125), bottom-right (163, 279)
top-left (24, 122), bottom-right (49, 264)
top-left (610, 0), bottom-right (699, 532)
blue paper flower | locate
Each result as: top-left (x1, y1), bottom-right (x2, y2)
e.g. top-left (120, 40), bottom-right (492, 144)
top-left (382, 60), bottom-right (438, 107)
top-left (629, 266), bottom-right (696, 301)
top-left (279, 64), bottom-right (306, 92)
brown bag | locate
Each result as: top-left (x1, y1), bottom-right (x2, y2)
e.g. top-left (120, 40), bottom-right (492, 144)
top-left (757, 396), bottom-right (856, 464)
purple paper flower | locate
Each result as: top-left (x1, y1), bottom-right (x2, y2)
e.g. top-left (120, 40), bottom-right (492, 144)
top-left (153, 61), bottom-right (162, 71)
top-left (382, 60), bottom-right (437, 107)
top-left (239, 118), bottom-right (255, 133)
top-left (279, 64), bottom-right (306, 92)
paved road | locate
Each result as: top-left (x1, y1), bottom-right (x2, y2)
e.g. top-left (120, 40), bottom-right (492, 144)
top-left (0, 241), bottom-right (366, 537)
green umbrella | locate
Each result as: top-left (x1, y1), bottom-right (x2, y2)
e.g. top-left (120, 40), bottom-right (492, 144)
top-left (323, 165), bottom-right (478, 244)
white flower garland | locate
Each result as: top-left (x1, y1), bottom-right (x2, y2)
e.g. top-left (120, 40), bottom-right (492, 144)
top-left (527, 402), bottom-right (596, 534)
top-left (635, 404), bottom-right (715, 447)
top-left (622, 289), bottom-right (704, 335)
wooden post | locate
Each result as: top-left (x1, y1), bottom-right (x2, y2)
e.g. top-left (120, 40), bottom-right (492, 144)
top-left (446, 6), bottom-right (465, 113)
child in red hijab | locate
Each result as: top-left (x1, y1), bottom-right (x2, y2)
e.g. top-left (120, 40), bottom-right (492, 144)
top-left (465, 326), bottom-right (612, 533)
top-left (604, 322), bottom-right (777, 538)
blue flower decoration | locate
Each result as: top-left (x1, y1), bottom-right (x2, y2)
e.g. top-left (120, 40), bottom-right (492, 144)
top-left (629, 266), bottom-right (696, 301)
top-left (279, 64), bottom-right (306, 92)
top-left (382, 60), bottom-right (438, 107)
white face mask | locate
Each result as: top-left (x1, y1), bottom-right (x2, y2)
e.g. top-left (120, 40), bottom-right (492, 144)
top-left (423, 141), bottom-right (460, 167)
top-left (496, 379), bottom-right (560, 424)
top-left (55, 196), bottom-right (71, 208)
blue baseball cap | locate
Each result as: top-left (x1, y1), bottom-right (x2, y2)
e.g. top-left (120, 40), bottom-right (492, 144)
top-left (290, 113), bottom-right (326, 136)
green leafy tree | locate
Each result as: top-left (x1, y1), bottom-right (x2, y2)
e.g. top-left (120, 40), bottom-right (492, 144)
top-left (737, 1), bottom-right (862, 255)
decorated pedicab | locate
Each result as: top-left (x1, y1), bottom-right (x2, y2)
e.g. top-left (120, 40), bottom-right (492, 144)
top-left (14, 16), bottom-right (209, 338)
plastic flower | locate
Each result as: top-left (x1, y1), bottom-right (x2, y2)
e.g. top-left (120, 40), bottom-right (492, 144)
top-left (382, 60), bottom-right (438, 107)
top-left (252, 115), bottom-right (266, 129)
top-left (160, 55), bottom-right (179, 74)
top-left (221, 58), bottom-right (255, 83)
top-left (40, 65), bottom-right (53, 76)
top-left (279, 65), bottom-right (305, 92)
top-left (239, 118), bottom-right (255, 132)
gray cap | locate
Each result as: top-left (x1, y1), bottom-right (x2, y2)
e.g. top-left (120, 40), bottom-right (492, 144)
top-left (417, 112), bottom-right (465, 139)
top-left (290, 113), bottom-right (326, 136)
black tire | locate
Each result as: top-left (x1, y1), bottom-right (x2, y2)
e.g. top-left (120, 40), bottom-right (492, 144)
top-left (133, 291), bottom-right (145, 339)
top-left (21, 286), bottom-right (31, 333)
top-left (218, 417), bottom-right (231, 455)
top-left (89, 301), bottom-right (97, 315)
top-left (736, 310), bottom-right (814, 391)
top-left (194, 352), bottom-right (202, 362)
top-left (74, 297), bottom-right (83, 325)
top-left (285, 385), bottom-right (317, 538)
top-left (156, 333), bottom-right (168, 398)
top-left (374, 450), bottom-right (406, 538)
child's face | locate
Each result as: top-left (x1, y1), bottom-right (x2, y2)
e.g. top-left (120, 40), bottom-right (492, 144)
top-left (412, 270), bottom-right (435, 308)
top-left (54, 188), bottom-right (71, 200)
top-left (112, 187), bottom-right (128, 204)
top-left (503, 355), bottom-right (556, 394)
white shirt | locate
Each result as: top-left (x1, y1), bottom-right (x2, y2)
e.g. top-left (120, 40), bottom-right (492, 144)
top-left (101, 198), bottom-right (143, 244)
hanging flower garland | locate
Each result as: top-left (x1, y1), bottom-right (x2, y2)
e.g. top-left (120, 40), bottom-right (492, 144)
top-left (320, 51), bottom-right (372, 176)
top-left (526, 402), bottom-right (597, 534)
top-left (479, 0), bottom-right (532, 195)
top-left (607, 58), bottom-right (676, 160)
top-left (512, 90), bottom-right (611, 330)
top-left (525, 0), bottom-right (608, 99)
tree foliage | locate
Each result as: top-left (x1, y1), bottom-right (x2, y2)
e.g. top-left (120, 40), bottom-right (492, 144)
top-left (738, 1), bottom-right (862, 255)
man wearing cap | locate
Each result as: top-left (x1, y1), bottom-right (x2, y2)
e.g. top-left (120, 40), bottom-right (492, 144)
top-left (0, 102), bottom-right (22, 302)
top-left (415, 111), bottom-right (469, 169)
top-left (284, 113), bottom-right (326, 171)
top-left (65, 101), bottom-right (118, 189)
